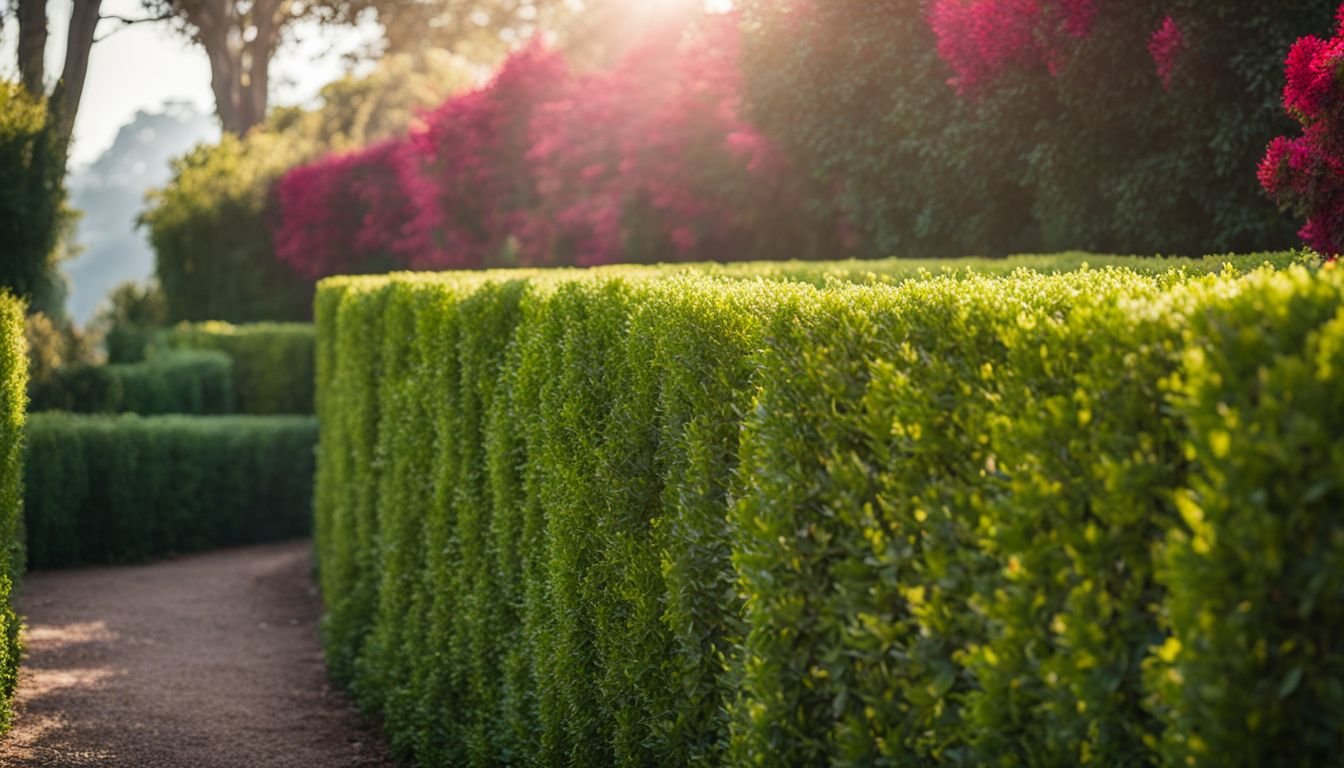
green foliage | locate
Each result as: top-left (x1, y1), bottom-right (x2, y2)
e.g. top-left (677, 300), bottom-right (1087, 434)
top-left (29, 350), bottom-right (234, 415)
top-left (0, 83), bottom-right (66, 303)
top-left (1146, 267), bottom-right (1344, 766)
top-left (92, 280), bottom-right (169, 363)
top-left (0, 293), bottom-right (26, 733)
top-left (737, 0), bottom-right (1037, 259)
top-left (157, 322), bottom-right (315, 414)
top-left (314, 254), bottom-right (1344, 766)
top-left (141, 53), bottom-right (474, 323)
top-left (23, 413), bottom-right (317, 568)
top-left (23, 311), bottom-right (95, 399)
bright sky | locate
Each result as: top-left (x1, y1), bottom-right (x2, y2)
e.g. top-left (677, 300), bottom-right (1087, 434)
top-left (2, 0), bottom-right (378, 168)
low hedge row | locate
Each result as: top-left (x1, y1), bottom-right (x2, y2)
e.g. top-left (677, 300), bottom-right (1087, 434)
top-left (314, 258), bottom-right (1344, 767)
top-left (157, 322), bottom-right (315, 414)
top-left (30, 350), bottom-right (235, 415)
top-left (0, 295), bottom-right (24, 731)
top-left (25, 413), bottom-right (317, 568)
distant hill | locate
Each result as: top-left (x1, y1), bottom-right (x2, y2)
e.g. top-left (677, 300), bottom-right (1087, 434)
top-left (66, 102), bottom-right (218, 323)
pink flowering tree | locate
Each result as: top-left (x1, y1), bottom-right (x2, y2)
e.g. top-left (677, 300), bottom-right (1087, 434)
top-left (521, 14), bottom-right (795, 266)
top-left (397, 42), bottom-right (569, 270)
top-left (1259, 4), bottom-right (1344, 258)
top-left (273, 13), bottom-right (810, 277)
top-left (274, 139), bottom-right (414, 278)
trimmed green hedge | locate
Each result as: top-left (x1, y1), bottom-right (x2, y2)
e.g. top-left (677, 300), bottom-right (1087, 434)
top-left (157, 322), bottom-right (315, 414)
top-left (24, 414), bottom-right (317, 568)
top-left (30, 350), bottom-right (234, 415)
top-left (0, 294), bottom-right (24, 732)
top-left (315, 256), bottom-right (1344, 767)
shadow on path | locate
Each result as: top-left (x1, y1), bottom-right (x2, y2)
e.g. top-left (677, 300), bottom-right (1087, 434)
top-left (0, 540), bottom-right (393, 768)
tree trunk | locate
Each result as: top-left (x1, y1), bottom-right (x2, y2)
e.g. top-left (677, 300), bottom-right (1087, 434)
top-left (52, 0), bottom-right (105, 150)
top-left (16, 0), bottom-right (49, 97)
top-left (190, 0), bottom-right (287, 135)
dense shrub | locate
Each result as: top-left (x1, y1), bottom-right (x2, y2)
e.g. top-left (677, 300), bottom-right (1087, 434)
top-left (93, 281), bottom-right (169, 363)
top-left (23, 310), bottom-right (96, 401)
top-left (24, 413), bottom-right (317, 568)
top-left (276, 15), bottom-right (818, 277)
top-left (738, 1), bottom-right (1333, 257)
top-left (29, 350), bottom-right (234, 415)
top-left (0, 293), bottom-right (25, 732)
top-left (314, 255), bottom-right (1343, 766)
top-left (156, 322), bottom-right (314, 414)
top-left (0, 83), bottom-right (65, 305)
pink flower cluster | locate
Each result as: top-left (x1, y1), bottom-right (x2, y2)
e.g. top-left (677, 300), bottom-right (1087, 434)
top-left (926, 0), bottom-right (1102, 94)
top-left (273, 14), bottom-right (805, 277)
top-left (1147, 15), bottom-right (1183, 91)
top-left (928, 1), bottom-right (1187, 94)
top-left (1259, 4), bottom-right (1344, 257)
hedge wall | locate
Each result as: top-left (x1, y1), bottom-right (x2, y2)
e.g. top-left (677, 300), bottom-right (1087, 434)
top-left (314, 257), bottom-right (1344, 767)
top-left (24, 414), bottom-right (317, 568)
top-left (0, 294), bottom-right (25, 732)
top-left (157, 322), bottom-right (315, 414)
top-left (30, 350), bottom-right (235, 415)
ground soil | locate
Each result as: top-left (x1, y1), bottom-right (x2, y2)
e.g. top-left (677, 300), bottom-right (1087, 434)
top-left (0, 539), bottom-right (395, 767)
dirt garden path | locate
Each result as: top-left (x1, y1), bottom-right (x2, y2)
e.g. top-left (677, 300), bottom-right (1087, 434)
top-left (0, 540), bottom-right (395, 767)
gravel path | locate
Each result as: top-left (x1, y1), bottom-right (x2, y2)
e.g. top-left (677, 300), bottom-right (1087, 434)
top-left (0, 540), bottom-right (394, 767)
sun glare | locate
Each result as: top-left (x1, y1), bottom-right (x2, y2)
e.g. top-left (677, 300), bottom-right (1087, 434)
top-left (629, 0), bottom-right (733, 17)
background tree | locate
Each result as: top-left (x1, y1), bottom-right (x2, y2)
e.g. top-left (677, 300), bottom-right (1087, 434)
top-left (140, 0), bottom-right (316, 134)
top-left (0, 83), bottom-right (68, 307)
top-left (141, 0), bottom-right (582, 135)
top-left (1, 0), bottom-right (109, 306)
top-left (12, 0), bottom-right (103, 152)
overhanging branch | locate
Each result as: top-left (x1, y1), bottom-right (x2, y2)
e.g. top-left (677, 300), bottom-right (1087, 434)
top-left (93, 11), bottom-right (174, 42)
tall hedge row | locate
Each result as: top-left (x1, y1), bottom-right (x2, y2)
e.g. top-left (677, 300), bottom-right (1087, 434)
top-left (315, 259), bottom-right (1344, 766)
top-left (24, 414), bottom-right (317, 568)
top-left (29, 350), bottom-right (235, 415)
top-left (157, 322), bottom-right (315, 414)
top-left (0, 294), bottom-right (25, 732)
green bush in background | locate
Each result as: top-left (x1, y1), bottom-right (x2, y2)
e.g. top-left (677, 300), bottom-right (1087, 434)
top-left (140, 53), bottom-right (474, 324)
top-left (24, 413), bottom-right (316, 568)
top-left (93, 280), bottom-right (168, 364)
top-left (0, 293), bottom-right (25, 732)
top-left (29, 350), bottom-right (234, 415)
top-left (157, 322), bottom-right (314, 414)
top-left (314, 255), bottom-right (1344, 767)
top-left (141, 131), bottom-right (316, 324)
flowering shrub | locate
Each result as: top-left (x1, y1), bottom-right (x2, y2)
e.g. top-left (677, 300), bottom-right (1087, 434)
top-left (926, 0), bottom-right (1102, 93)
top-left (1260, 5), bottom-right (1344, 257)
top-left (274, 140), bottom-right (413, 278)
top-left (274, 13), bottom-right (808, 277)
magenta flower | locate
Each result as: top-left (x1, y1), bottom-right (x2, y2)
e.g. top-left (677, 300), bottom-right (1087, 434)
top-left (1147, 16), bottom-right (1183, 91)
top-left (1260, 3), bottom-right (1344, 259)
